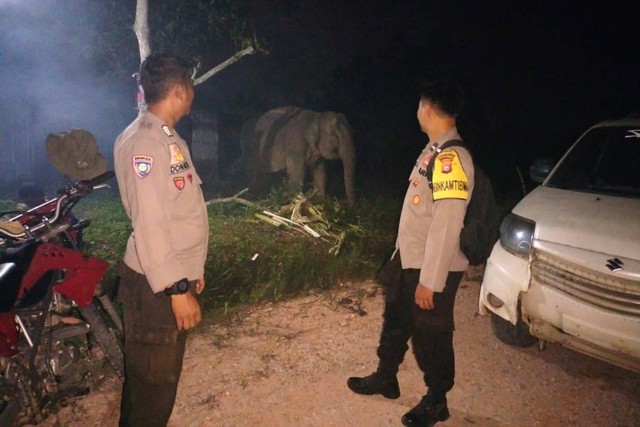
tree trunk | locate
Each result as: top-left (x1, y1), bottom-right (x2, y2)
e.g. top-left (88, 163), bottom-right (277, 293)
top-left (134, 0), bottom-right (150, 64)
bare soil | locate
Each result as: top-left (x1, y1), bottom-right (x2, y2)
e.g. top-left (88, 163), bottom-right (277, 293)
top-left (37, 277), bottom-right (640, 427)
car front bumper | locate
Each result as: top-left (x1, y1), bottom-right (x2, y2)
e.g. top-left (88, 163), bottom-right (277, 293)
top-left (479, 242), bottom-right (640, 372)
top-left (523, 278), bottom-right (640, 372)
top-left (479, 242), bottom-right (530, 324)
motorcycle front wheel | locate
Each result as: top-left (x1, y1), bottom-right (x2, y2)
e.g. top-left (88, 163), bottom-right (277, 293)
top-left (0, 377), bottom-right (22, 426)
top-left (79, 305), bottom-right (125, 381)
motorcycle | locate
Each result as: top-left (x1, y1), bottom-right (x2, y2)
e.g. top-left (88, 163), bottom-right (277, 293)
top-left (0, 171), bottom-right (124, 425)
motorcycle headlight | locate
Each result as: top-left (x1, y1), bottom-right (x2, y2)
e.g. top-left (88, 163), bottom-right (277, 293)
top-left (499, 213), bottom-right (535, 257)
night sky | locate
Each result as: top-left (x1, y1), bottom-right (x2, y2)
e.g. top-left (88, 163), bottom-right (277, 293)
top-left (209, 1), bottom-right (640, 199)
top-left (1, 1), bottom-right (639, 201)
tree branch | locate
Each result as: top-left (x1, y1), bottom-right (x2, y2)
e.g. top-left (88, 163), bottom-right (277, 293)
top-left (193, 45), bottom-right (263, 86)
top-left (205, 188), bottom-right (263, 209)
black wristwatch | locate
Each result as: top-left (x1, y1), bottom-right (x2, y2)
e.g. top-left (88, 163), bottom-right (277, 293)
top-left (164, 278), bottom-right (190, 296)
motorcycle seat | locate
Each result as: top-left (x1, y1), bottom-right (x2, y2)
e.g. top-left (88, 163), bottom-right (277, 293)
top-left (0, 221), bottom-right (24, 235)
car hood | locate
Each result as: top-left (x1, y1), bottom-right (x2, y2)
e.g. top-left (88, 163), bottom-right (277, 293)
top-left (512, 186), bottom-right (640, 261)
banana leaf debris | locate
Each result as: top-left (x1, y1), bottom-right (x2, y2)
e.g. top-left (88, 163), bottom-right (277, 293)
top-left (256, 194), bottom-right (362, 256)
top-left (207, 190), bottom-right (363, 255)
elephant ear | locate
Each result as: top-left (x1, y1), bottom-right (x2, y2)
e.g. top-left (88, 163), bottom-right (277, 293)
top-left (257, 106), bottom-right (300, 156)
top-left (336, 114), bottom-right (354, 150)
top-left (334, 113), bottom-right (350, 136)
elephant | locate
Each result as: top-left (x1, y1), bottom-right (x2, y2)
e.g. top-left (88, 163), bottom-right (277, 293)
top-left (238, 106), bottom-right (356, 205)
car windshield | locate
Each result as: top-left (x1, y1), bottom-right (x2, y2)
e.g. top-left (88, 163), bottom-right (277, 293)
top-left (546, 125), bottom-right (640, 198)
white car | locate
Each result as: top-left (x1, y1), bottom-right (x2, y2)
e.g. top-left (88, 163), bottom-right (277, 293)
top-left (479, 116), bottom-right (640, 372)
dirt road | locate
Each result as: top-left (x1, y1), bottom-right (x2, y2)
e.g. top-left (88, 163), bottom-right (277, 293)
top-left (40, 279), bottom-right (640, 426)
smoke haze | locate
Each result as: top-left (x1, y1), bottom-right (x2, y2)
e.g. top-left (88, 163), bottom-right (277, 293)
top-left (0, 0), bottom-right (133, 185)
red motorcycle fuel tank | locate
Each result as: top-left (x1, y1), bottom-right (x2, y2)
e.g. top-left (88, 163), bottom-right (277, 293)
top-left (19, 244), bottom-right (108, 308)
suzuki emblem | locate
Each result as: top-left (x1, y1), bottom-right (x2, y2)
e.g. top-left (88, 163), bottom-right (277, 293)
top-left (605, 257), bottom-right (624, 272)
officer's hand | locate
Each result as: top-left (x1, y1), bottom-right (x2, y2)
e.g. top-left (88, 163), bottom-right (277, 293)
top-left (170, 293), bottom-right (201, 331)
top-left (195, 277), bottom-right (205, 294)
top-left (415, 284), bottom-right (435, 310)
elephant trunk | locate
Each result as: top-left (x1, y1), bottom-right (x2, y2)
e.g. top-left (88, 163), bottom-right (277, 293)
top-left (339, 135), bottom-right (356, 206)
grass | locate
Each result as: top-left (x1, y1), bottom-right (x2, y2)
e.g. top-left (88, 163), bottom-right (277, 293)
top-left (73, 189), bottom-right (399, 315)
top-left (3, 180), bottom-right (520, 317)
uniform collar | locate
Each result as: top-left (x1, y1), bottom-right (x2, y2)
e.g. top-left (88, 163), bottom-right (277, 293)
top-left (425, 127), bottom-right (461, 152)
top-left (139, 109), bottom-right (168, 128)
top-left (138, 110), bottom-right (175, 138)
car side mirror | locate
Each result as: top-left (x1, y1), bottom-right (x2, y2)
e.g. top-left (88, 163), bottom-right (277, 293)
top-left (529, 158), bottom-right (555, 183)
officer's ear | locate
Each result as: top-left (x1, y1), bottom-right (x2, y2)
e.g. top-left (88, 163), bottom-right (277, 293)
top-left (173, 84), bottom-right (186, 101)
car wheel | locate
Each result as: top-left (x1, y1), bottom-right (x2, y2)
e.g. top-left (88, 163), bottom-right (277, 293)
top-left (491, 307), bottom-right (536, 348)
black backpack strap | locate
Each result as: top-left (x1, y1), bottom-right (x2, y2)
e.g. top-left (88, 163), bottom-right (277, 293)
top-left (426, 139), bottom-right (466, 189)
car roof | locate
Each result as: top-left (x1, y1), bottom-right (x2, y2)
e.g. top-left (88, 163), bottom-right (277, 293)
top-left (591, 116), bottom-right (640, 128)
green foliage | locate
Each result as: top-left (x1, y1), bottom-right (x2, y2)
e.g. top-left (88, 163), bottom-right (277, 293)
top-left (0, 200), bottom-right (17, 213)
top-left (153, 0), bottom-right (250, 56)
top-left (73, 193), bottom-right (131, 288)
top-left (24, 1), bottom-right (257, 82)
top-left (75, 190), bottom-right (398, 316)
top-left (78, 0), bottom-right (256, 78)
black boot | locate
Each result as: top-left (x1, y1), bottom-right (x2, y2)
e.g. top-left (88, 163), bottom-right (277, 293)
top-left (346, 372), bottom-right (400, 399)
top-left (401, 391), bottom-right (449, 426)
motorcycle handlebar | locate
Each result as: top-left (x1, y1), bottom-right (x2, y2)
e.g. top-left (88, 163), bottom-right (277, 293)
top-left (2, 222), bottom-right (70, 257)
top-left (0, 171), bottom-right (114, 240)
top-left (86, 171), bottom-right (116, 188)
top-left (58, 171), bottom-right (116, 198)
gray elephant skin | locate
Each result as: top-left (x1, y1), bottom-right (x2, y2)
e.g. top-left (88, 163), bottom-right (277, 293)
top-left (239, 106), bottom-right (356, 205)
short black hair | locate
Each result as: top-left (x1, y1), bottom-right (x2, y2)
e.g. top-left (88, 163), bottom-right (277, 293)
top-left (419, 80), bottom-right (465, 117)
top-left (139, 53), bottom-right (192, 105)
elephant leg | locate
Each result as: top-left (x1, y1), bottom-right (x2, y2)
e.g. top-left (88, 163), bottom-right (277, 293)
top-left (312, 162), bottom-right (327, 196)
top-left (286, 156), bottom-right (305, 193)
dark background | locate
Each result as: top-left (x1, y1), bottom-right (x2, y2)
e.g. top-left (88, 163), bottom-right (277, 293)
top-left (1, 1), bottom-right (639, 202)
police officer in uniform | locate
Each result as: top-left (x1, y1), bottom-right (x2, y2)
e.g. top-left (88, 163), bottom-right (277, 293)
top-left (113, 53), bottom-right (209, 426)
top-left (347, 80), bottom-right (474, 426)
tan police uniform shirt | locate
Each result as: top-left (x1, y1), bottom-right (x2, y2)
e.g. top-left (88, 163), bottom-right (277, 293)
top-left (114, 110), bottom-right (209, 293)
top-left (396, 127), bottom-right (475, 293)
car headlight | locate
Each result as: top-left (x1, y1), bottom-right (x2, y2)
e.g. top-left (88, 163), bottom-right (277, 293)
top-left (499, 213), bottom-right (535, 257)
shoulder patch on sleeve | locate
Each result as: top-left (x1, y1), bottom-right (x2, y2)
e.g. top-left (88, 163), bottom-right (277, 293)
top-left (432, 150), bottom-right (469, 200)
top-left (133, 155), bottom-right (154, 179)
